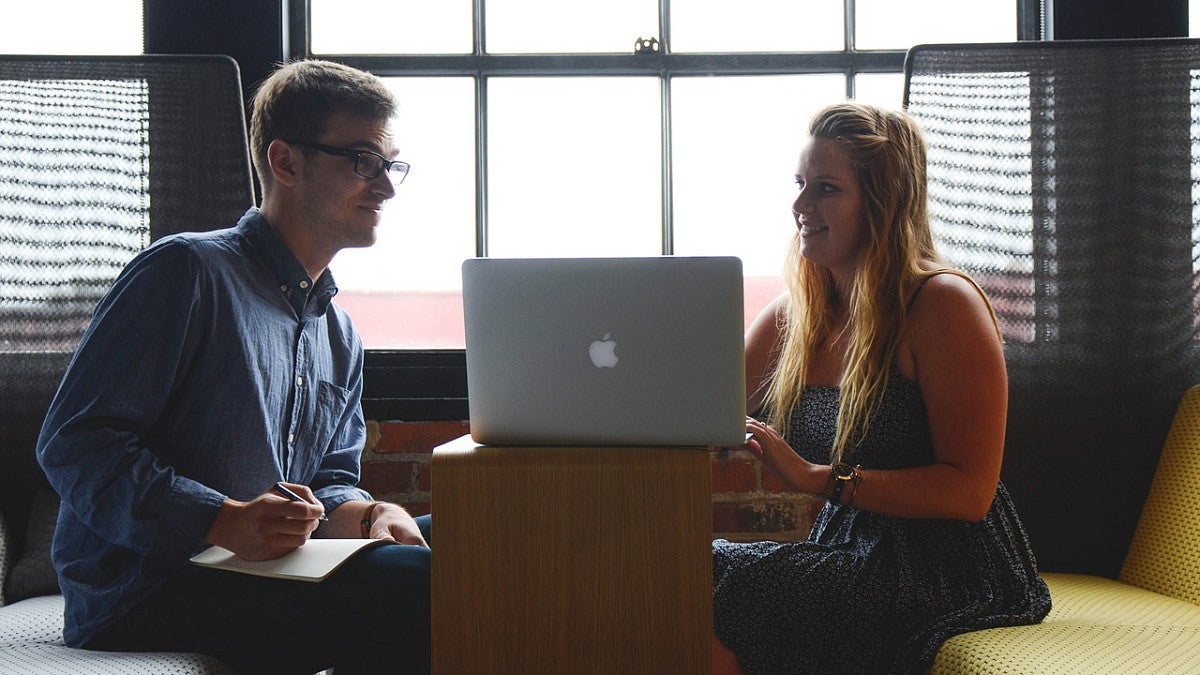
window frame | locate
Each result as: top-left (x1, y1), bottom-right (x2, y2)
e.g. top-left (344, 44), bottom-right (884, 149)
top-left (287, 0), bottom-right (1040, 420)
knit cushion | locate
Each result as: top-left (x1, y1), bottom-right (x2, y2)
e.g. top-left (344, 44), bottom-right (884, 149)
top-left (1120, 384), bottom-right (1200, 604)
top-left (1037, 573), bottom-right (1200, 626)
top-left (4, 487), bottom-right (60, 603)
top-left (0, 595), bottom-right (239, 674)
top-left (929, 573), bottom-right (1200, 674)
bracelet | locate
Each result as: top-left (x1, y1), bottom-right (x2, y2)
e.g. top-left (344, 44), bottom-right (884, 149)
top-left (360, 502), bottom-right (381, 538)
top-left (844, 465), bottom-right (863, 507)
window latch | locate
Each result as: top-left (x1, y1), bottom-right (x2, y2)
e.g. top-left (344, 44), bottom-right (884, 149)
top-left (634, 37), bottom-right (661, 55)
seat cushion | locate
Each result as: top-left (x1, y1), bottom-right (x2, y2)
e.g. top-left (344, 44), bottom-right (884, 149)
top-left (0, 595), bottom-right (238, 674)
top-left (930, 573), bottom-right (1200, 674)
top-left (0, 594), bottom-right (65, 648)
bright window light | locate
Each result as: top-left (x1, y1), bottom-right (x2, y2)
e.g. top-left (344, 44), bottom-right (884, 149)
top-left (1, 1), bottom-right (143, 55)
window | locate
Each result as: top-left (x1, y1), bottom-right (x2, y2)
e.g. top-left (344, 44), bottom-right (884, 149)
top-left (304, 0), bottom-right (1019, 352)
top-left (1, 2), bottom-right (145, 353)
top-left (1, 1), bottom-right (143, 55)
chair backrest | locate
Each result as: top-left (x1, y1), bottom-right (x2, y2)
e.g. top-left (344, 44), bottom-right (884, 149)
top-left (1120, 384), bottom-right (1200, 604)
top-left (0, 54), bottom-right (254, 546)
top-left (903, 38), bottom-right (1200, 576)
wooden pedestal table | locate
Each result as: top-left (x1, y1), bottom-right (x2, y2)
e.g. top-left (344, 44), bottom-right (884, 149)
top-left (431, 435), bottom-right (713, 674)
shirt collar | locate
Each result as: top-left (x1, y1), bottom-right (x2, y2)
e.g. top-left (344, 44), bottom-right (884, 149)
top-left (237, 207), bottom-right (339, 317)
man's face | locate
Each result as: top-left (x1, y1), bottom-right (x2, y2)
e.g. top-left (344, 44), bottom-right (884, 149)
top-left (296, 110), bottom-right (399, 255)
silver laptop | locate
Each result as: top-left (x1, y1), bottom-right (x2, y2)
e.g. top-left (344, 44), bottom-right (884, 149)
top-left (462, 256), bottom-right (746, 447)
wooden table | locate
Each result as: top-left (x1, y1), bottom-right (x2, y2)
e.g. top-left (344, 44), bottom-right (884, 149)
top-left (431, 435), bottom-right (713, 674)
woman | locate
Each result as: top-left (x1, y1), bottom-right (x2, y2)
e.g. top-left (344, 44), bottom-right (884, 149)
top-left (712, 102), bottom-right (1050, 674)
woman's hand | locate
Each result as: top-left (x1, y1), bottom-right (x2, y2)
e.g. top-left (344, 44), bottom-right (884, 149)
top-left (743, 417), bottom-right (825, 495)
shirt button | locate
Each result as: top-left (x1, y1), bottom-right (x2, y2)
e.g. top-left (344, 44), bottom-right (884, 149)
top-left (299, 280), bottom-right (310, 289)
top-left (296, 376), bottom-right (304, 386)
top-left (279, 284), bottom-right (288, 293)
top-left (288, 433), bottom-right (294, 444)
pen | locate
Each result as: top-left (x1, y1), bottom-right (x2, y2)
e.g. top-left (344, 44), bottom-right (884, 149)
top-left (272, 482), bottom-right (329, 521)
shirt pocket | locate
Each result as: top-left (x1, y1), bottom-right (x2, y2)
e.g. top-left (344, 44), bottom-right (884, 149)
top-left (291, 379), bottom-right (353, 480)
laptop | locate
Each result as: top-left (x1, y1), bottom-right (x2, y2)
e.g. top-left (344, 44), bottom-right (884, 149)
top-left (462, 256), bottom-right (747, 447)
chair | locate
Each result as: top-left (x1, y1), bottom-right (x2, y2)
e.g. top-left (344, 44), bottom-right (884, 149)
top-left (903, 37), bottom-right (1200, 578)
top-left (0, 54), bottom-right (253, 674)
top-left (0, 53), bottom-right (254, 529)
top-left (928, 384), bottom-right (1200, 674)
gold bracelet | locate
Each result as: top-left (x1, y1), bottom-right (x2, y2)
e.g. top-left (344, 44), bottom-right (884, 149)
top-left (360, 501), bottom-right (381, 538)
top-left (844, 465), bottom-right (863, 507)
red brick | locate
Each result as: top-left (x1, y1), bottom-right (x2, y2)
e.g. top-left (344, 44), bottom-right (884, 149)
top-left (416, 461), bottom-right (432, 492)
top-left (805, 497), bottom-right (826, 524)
top-left (711, 458), bottom-right (758, 493)
top-left (404, 501), bottom-right (431, 518)
top-left (360, 459), bottom-right (418, 495)
top-left (712, 503), bottom-right (742, 534)
top-left (736, 502), bottom-right (801, 533)
top-left (375, 420), bottom-right (470, 455)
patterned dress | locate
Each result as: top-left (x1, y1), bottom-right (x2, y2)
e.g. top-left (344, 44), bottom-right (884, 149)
top-left (713, 373), bottom-right (1051, 674)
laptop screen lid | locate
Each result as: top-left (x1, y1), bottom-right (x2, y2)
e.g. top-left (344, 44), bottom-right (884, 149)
top-left (462, 256), bottom-right (746, 447)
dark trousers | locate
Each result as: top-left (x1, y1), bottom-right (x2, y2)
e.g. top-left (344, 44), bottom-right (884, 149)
top-left (88, 515), bottom-right (432, 674)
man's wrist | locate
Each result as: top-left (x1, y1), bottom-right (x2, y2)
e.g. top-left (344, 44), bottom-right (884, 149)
top-left (360, 501), bottom-right (382, 538)
top-left (204, 498), bottom-right (245, 548)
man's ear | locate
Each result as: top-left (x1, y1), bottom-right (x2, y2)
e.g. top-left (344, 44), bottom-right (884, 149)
top-left (267, 139), bottom-right (302, 188)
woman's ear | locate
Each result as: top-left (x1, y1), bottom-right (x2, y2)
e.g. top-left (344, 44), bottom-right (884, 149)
top-left (266, 139), bottom-right (301, 188)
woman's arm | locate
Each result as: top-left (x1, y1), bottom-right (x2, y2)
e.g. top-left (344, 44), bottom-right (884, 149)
top-left (851, 272), bottom-right (1008, 521)
top-left (745, 274), bottom-right (1008, 522)
top-left (744, 293), bottom-right (787, 415)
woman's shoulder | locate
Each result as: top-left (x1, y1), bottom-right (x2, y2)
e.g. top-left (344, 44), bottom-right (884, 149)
top-left (905, 267), bottom-right (1001, 347)
top-left (909, 267), bottom-right (991, 314)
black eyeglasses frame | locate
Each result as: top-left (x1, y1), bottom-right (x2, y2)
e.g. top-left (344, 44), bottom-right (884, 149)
top-left (283, 140), bottom-right (410, 182)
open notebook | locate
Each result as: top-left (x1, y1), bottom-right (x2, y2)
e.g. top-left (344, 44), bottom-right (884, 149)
top-left (189, 539), bottom-right (389, 582)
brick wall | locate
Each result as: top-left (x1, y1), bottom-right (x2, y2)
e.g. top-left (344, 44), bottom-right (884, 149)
top-left (363, 420), bottom-right (822, 542)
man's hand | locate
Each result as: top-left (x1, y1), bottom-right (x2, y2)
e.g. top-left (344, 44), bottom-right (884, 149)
top-left (366, 502), bottom-right (428, 548)
top-left (205, 484), bottom-right (324, 561)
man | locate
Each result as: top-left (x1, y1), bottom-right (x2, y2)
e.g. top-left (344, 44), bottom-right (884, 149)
top-left (36, 59), bottom-right (430, 673)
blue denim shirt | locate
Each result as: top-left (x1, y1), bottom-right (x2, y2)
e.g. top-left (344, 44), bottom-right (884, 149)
top-left (36, 208), bottom-right (372, 646)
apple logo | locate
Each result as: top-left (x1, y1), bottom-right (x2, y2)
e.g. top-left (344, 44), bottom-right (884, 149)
top-left (588, 332), bottom-right (619, 368)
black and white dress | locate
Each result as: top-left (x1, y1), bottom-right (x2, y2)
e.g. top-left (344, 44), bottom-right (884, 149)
top-left (712, 373), bottom-right (1051, 674)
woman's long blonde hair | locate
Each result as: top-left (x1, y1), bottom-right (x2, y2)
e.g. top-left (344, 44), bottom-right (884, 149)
top-left (763, 102), bottom-right (957, 464)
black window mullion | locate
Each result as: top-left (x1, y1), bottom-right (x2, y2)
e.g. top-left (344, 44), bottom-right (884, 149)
top-left (329, 52), bottom-right (905, 78)
top-left (313, 4), bottom-right (907, 421)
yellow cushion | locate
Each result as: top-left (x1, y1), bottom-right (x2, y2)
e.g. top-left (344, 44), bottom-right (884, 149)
top-left (929, 568), bottom-right (1200, 673)
top-left (1120, 384), bottom-right (1200, 604)
top-left (1039, 573), bottom-right (1200, 627)
top-left (930, 621), bottom-right (1200, 674)
top-left (929, 386), bottom-right (1200, 673)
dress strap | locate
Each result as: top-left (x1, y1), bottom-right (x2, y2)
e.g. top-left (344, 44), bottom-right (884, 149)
top-left (906, 272), bottom-right (949, 313)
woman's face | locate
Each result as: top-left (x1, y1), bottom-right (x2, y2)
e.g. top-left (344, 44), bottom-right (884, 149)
top-left (792, 137), bottom-right (869, 281)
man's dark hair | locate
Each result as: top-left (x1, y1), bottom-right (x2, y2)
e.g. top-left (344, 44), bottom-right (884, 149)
top-left (250, 59), bottom-right (396, 192)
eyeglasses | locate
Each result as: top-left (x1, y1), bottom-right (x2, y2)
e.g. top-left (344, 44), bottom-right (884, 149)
top-left (285, 140), bottom-right (410, 182)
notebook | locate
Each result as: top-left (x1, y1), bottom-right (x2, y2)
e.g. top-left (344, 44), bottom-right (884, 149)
top-left (462, 256), bottom-right (746, 447)
top-left (189, 539), bottom-right (389, 582)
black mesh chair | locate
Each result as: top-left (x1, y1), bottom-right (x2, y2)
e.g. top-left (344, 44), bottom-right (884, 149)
top-left (0, 54), bottom-right (254, 557)
top-left (904, 38), bottom-right (1200, 576)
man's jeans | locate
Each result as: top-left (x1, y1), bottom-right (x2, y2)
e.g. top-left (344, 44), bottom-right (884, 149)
top-left (88, 515), bottom-right (433, 674)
